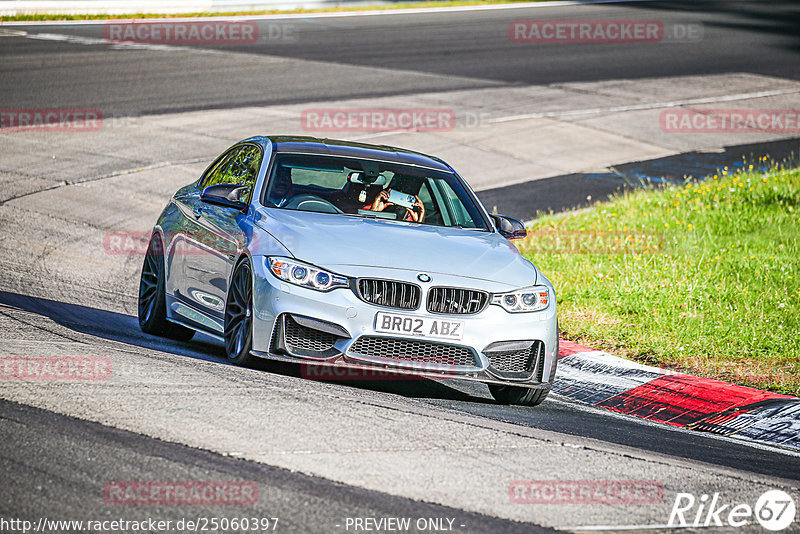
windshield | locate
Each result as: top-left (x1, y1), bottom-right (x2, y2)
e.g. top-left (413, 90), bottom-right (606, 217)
top-left (262, 153), bottom-right (489, 230)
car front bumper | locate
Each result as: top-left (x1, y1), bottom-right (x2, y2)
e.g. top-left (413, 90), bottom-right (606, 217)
top-left (249, 257), bottom-right (558, 389)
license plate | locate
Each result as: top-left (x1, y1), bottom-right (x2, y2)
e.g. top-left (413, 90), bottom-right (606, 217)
top-left (375, 312), bottom-right (464, 341)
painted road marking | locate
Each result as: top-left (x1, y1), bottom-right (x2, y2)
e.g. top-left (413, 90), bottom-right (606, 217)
top-left (0, 0), bottom-right (656, 26)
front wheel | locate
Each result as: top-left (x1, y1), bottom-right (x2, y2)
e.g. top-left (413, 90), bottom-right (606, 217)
top-left (489, 385), bottom-right (550, 406)
top-left (224, 259), bottom-right (256, 366)
top-left (138, 235), bottom-right (194, 341)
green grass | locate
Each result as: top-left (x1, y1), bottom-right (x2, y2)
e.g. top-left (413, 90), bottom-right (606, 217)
top-left (519, 159), bottom-right (800, 395)
top-left (1, 0), bottom-right (550, 21)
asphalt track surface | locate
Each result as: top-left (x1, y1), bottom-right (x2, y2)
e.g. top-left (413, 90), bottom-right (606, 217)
top-left (0, 400), bottom-right (553, 534)
top-left (1, 1), bottom-right (799, 116)
top-left (1, 289), bottom-right (798, 532)
top-left (2, 1), bottom-right (800, 532)
top-left (1, 288), bottom-right (797, 481)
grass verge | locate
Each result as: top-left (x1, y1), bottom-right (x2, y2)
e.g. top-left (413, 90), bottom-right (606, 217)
top-left (1, 0), bottom-right (549, 22)
top-left (519, 159), bottom-right (800, 395)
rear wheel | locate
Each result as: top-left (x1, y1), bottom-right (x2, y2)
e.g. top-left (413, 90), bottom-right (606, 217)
top-left (224, 259), bottom-right (256, 366)
top-left (138, 235), bottom-right (194, 341)
top-left (489, 385), bottom-right (549, 406)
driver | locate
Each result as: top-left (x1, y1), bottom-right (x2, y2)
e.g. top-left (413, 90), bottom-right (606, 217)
top-left (269, 166), bottom-right (294, 207)
top-left (367, 188), bottom-right (425, 223)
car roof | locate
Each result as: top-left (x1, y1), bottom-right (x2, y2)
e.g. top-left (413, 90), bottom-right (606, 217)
top-left (252, 135), bottom-right (453, 172)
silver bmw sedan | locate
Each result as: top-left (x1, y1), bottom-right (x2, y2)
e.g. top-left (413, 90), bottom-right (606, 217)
top-left (138, 136), bottom-right (558, 406)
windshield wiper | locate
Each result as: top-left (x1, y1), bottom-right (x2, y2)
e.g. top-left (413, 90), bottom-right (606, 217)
top-left (450, 224), bottom-right (488, 231)
top-left (344, 212), bottom-right (377, 219)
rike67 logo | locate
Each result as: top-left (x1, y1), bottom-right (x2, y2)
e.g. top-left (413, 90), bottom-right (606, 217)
top-left (669, 490), bottom-right (796, 531)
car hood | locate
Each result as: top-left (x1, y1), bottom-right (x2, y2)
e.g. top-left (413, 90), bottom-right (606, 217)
top-left (253, 208), bottom-right (538, 288)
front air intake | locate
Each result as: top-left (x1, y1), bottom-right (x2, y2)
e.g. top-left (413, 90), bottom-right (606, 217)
top-left (485, 340), bottom-right (545, 380)
top-left (271, 314), bottom-right (347, 358)
top-left (348, 336), bottom-right (479, 369)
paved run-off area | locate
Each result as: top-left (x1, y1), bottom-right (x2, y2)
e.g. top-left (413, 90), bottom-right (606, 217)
top-left (2, 73), bottom-right (800, 532)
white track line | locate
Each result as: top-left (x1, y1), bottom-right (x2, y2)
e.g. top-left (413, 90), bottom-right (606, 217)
top-left (19, 30), bottom-right (276, 54)
top-left (488, 88), bottom-right (800, 123)
top-left (546, 395), bottom-right (800, 458)
top-left (565, 523), bottom-right (732, 531)
top-left (0, 0), bottom-right (655, 26)
top-left (347, 88), bottom-right (800, 142)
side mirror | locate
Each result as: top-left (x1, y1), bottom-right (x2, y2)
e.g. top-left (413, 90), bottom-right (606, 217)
top-left (201, 184), bottom-right (249, 212)
top-left (491, 214), bottom-right (527, 239)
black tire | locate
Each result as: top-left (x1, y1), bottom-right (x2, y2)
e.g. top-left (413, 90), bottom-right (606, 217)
top-left (224, 259), bottom-right (256, 366)
top-left (138, 235), bottom-right (195, 341)
top-left (489, 385), bottom-right (550, 406)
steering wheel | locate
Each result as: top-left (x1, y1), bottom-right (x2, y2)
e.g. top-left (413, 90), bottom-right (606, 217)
top-left (283, 194), bottom-right (343, 214)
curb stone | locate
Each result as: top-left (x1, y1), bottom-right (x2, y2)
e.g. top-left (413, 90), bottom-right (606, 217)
top-left (555, 340), bottom-right (800, 451)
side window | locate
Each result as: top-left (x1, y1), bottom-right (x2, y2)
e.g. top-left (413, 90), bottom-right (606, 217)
top-left (199, 145), bottom-right (262, 201)
top-left (438, 181), bottom-right (478, 228)
top-left (199, 149), bottom-right (237, 189)
top-left (417, 181), bottom-right (444, 227)
top-left (417, 181), bottom-right (432, 206)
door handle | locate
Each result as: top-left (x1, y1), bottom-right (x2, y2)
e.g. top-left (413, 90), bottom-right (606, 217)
top-left (192, 207), bottom-right (202, 219)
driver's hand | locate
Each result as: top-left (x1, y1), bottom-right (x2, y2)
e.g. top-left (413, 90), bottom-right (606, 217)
top-left (371, 189), bottom-right (391, 211)
top-left (407, 196), bottom-right (425, 222)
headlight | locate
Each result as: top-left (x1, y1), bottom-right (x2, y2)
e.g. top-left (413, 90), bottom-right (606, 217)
top-left (491, 287), bottom-right (550, 313)
top-left (266, 257), bottom-right (348, 291)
